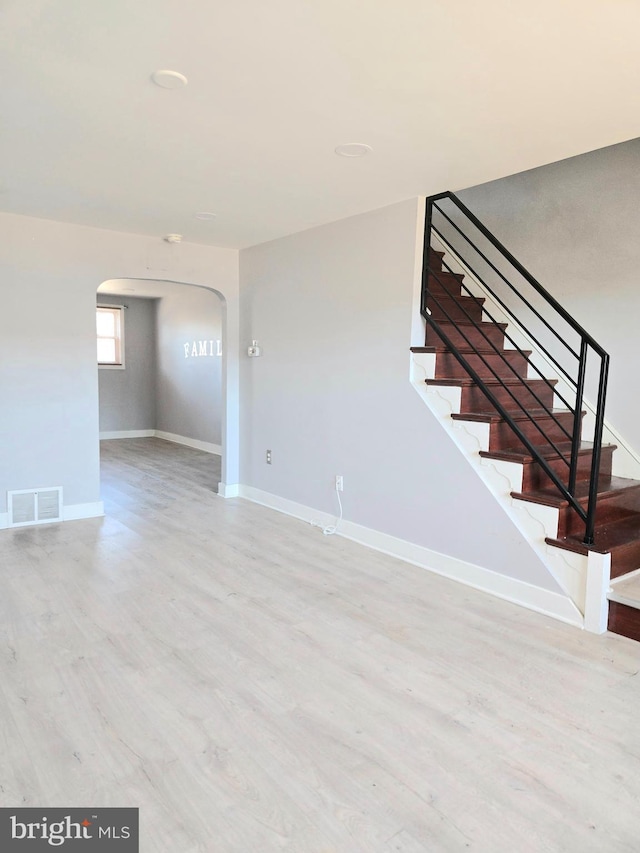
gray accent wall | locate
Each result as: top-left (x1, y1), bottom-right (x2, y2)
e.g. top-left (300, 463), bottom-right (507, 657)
top-left (97, 285), bottom-right (223, 445)
top-left (156, 286), bottom-right (223, 446)
top-left (239, 199), bottom-right (562, 591)
top-left (457, 137), bottom-right (640, 455)
top-left (98, 295), bottom-right (157, 432)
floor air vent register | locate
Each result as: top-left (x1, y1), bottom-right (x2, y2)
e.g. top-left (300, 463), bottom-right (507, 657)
top-left (8, 487), bottom-right (63, 527)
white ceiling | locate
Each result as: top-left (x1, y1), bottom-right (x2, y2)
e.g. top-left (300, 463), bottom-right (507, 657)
top-left (3, 1), bottom-right (640, 249)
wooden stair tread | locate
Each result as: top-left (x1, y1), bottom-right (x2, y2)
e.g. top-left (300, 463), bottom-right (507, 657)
top-left (427, 377), bottom-right (557, 389)
top-left (546, 515), bottom-right (640, 557)
top-left (451, 408), bottom-right (571, 424)
top-left (512, 476), bottom-right (640, 509)
top-left (428, 270), bottom-right (464, 280)
top-left (412, 345), bottom-right (532, 357)
top-left (480, 441), bottom-right (616, 465)
top-left (431, 319), bottom-right (508, 330)
top-left (429, 292), bottom-right (485, 303)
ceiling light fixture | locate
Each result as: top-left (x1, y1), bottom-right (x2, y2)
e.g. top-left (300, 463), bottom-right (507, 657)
top-left (335, 143), bottom-right (372, 158)
top-left (164, 233), bottom-right (183, 243)
top-left (195, 212), bottom-right (217, 221)
top-left (151, 70), bottom-right (188, 90)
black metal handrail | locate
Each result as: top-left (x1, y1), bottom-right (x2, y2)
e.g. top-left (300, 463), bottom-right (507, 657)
top-left (422, 192), bottom-right (610, 545)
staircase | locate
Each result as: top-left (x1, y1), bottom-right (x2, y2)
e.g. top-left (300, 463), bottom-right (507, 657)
top-left (412, 194), bottom-right (640, 640)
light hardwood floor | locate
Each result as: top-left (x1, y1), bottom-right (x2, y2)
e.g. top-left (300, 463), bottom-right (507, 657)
top-left (1, 437), bottom-right (640, 852)
top-left (610, 571), bottom-right (640, 608)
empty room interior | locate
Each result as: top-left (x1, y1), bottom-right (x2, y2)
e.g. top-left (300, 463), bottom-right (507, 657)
top-left (3, 2), bottom-right (640, 851)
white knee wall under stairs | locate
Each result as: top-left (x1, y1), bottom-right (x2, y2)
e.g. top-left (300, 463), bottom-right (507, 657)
top-left (410, 347), bottom-right (610, 632)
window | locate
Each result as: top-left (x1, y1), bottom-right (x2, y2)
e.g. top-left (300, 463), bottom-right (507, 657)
top-left (97, 305), bottom-right (124, 367)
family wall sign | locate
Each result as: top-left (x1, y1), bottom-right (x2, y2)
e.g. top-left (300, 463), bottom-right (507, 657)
top-left (183, 340), bottom-right (222, 358)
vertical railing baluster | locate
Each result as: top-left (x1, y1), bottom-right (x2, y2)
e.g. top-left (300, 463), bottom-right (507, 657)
top-left (569, 339), bottom-right (588, 496)
top-left (422, 198), bottom-right (434, 341)
top-left (584, 354), bottom-right (609, 545)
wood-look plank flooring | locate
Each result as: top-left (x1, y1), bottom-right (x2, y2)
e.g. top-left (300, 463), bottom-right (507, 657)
top-left (610, 571), bottom-right (640, 607)
top-left (1, 437), bottom-right (640, 851)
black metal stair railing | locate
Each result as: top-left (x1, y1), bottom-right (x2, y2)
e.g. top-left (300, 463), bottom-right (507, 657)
top-left (422, 192), bottom-right (609, 545)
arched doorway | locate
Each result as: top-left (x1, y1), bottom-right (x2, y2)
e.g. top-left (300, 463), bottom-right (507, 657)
top-left (96, 277), bottom-right (232, 508)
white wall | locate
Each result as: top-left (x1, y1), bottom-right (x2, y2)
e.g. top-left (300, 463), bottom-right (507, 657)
top-left (239, 199), bottom-right (562, 591)
top-left (457, 137), bottom-right (640, 457)
top-left (0, 212), bottom-right (239, 516)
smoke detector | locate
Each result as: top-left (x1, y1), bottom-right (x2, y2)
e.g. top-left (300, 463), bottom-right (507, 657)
top-left (164, 233), bottom-right (183, 243)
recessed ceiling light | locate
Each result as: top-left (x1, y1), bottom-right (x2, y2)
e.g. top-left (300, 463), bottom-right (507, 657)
top-left (164, 233), bottom-right (183, 243)
top-left (151, 70), bottom-right (188, 90)
top-left (122, 288), bottom-right (136, 293)
top-left (195, 212), bottom-right (217, 221)
top-left (335, 143), bottom-right (372, 158)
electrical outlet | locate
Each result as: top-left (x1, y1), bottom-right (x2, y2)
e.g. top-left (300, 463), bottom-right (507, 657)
top-left (335, 475), bottom-right (343, 491)
top-left (266, 449), bottom-right (272, 464)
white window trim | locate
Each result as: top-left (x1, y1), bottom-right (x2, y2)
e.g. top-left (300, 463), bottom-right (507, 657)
top-left (97, 304), bottom-right (126, 370)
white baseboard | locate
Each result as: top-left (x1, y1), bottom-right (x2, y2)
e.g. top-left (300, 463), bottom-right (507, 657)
top-left (0, 502), bottom-right (104, 530)
top-left (99, 429), bottom-right (221, 456)
top-left (218, 483), bottom-right (240, 498)
top-left (238, 485), bottom-right (583, 628)
top-left (63, 501), bottom-right (105, 522)
top-left (154, 431), bottom-right (221, 456)
top-left (100, 430), bottom-right (155, 440)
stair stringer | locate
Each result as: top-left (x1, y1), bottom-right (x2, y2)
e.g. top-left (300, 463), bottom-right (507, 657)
top-left (410, 351), bottom-right (588, 618)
